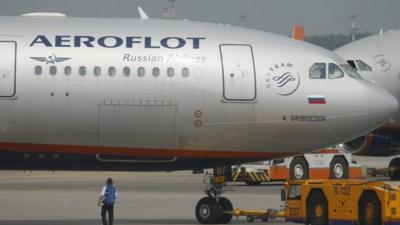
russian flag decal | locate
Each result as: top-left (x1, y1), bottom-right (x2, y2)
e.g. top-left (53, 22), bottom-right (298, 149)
top-left (307, 95), bottom-right (326, 104)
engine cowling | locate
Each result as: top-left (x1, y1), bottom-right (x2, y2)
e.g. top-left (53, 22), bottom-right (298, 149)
top-left (338, 134), bottom-right (399, 156)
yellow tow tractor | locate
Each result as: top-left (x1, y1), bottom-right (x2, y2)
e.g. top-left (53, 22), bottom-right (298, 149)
top-left (233, 179), bottom-right (400, 225)
top-left (283, 179), bottom-right (400, 225)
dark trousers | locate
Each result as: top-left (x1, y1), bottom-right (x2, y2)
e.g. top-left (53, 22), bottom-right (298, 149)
top-left (101, 204), bottom-right (114, 225)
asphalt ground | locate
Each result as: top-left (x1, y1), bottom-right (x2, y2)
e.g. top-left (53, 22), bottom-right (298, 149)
top-left (0, 171), bottom-right (291, 225)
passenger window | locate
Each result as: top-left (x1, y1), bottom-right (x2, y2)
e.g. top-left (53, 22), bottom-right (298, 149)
top-left (138, 67), bottom-right (146, 77)
top-left (79, 66), bottom-right (86, 76)
top-left (347, 60), bottom-right (357, 70)
top-left (49, 66), bottom-right (57, 75)
top-left (94, 66), bottom-right (101, 76)
top-left (182, 68), bottom-right (189, 77)
top-left (108, 67), bottom-right (116, 77)
top-left (328, 63), bottom-right (344, 79)
top-left (356, 60), bottom-right (373, 71)
top-left (167, 67), bottom-right (175, 77)
top-left (152, 67), bottom-right (160, 77)
top-left (309, 63), bottom-right (326, 79)
top-left (64, 66), bottom-right (72, 76)
top-left (123, 67), bottom-right (130, 77)
top-left (35, 66), bottom-right (42, 75)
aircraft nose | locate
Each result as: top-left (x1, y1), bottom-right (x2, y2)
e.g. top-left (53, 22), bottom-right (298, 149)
top-left (370, 85), bottom-right (399, 124)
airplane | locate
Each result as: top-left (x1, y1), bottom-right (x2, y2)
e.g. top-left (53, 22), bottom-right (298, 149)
top-left (0, 9), bottom-right (397, 224)
top-left (335, 30), bottom-right (400, 180)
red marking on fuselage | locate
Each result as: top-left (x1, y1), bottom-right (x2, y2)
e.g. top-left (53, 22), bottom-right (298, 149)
top-left (0, 142), bottom-right (293, 159)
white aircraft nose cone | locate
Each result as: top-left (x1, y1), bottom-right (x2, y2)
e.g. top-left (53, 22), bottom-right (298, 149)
top-left (370, 86), bottom-right (399, 124)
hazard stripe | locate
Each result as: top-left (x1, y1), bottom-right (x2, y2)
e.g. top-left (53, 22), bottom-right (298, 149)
top-left (261, 173), bottom-right (268, 181)
top-left (252, 172), bottom-right (260, 181)
top-left (247, 172), bottom-right (253, 181)
top-left (233, 172), bottom-right (240, 181)
top-left (248, 172), bottom-right (256, 181)
top-left (259, 172), bottom-right (267, 181)
top-left (264, 170), bottom-right (270, 181)
top-left (257, 172), bottom-right (264, 181)
top-left (232, 171), bottom-right (271, 182)
top-left (254, 172), bottom-right (262, 181)
top-left (254, 172), bottom-right (261, 182)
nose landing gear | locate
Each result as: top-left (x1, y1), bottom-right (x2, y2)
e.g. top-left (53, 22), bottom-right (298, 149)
top-left (195, 167), bottom-right (234, 224)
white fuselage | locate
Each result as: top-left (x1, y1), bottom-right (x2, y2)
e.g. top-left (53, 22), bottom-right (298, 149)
top-left (335, 30), bottom-right (400, 123)
top-left (0, 16), bottom-right (396, 162)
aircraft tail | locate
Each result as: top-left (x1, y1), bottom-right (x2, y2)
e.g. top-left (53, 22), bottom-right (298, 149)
top-left (292, 25), bottom-right (305, 41)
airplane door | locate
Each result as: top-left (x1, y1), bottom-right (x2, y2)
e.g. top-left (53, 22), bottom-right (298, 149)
top-left (220, 44), bottom-right (256, 101)
top-left (0, 41), bottom-right (16, 97)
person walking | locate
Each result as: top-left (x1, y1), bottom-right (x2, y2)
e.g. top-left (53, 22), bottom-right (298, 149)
top-left (98, 178), bottom-right (118, 225)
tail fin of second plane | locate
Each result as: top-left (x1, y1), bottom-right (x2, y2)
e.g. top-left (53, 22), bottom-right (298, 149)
top-left (292, 25), bottom-right (305, 41)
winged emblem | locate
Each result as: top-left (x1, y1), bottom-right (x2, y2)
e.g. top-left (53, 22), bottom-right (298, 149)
top-left (30, 53), bottom-right (71, 64)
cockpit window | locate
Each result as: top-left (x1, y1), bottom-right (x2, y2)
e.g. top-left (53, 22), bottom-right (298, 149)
top-left (341, 64), bottom-right (362, 79)
top-left (347, 60), bottom-right (357, 70)
top-left (356, 60), bottom-right (373, 71)
top-left (309, 63), bottom-right (326, 79)
top-left (328, 63), bottom-right (344, 79)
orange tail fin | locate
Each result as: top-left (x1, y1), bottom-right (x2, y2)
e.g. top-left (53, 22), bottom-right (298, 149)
top-left (292, 25), bottom-right (305, 41)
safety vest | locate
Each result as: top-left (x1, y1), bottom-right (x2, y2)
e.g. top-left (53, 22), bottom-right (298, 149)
top-left (104, 185), bottom-right (116, 205)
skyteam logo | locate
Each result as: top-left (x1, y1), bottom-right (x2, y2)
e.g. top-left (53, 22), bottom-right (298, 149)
top-left (266, 62), bottom-right (300, 96)
top-left (273, 72), bottom-right (297, 88)
top-left (373, 54), bottom-right (391, 72)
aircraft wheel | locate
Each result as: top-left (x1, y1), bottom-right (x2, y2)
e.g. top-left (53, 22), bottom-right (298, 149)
top-left (195, 197), bottom-right (222, 224)
top-left (359, 192), bottom-right (381, 225)
top-left (290, 157), bottom-right (309, 180)
top-left (389, 158), bottom-right (400, 180)
top-left (307, 190), bottom-right (328, 225)
top-left (330, 156), bottom-right (349, 179)
top-left (218, 197), bottom-right (233, 224)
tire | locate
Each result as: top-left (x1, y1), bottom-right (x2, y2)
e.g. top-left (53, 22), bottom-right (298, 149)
top-left (246, 215), bottom-right (255, 223)
top-left (359, 192), bottom-right (381, 225)
top-left (218, 197), bottom-right (233, 224)
top-left (330, 156), bottom-right (349, 179)
top-left (307, 191), bottom-right (328, 225)
top-left (195, 197), bottom-right (223, 224)
top-left (389, 158), bottom-right (400, 181)
top-left (290, 157), bottom-right (309, 180)
top-left (245, 181), bottom-right (262, 186)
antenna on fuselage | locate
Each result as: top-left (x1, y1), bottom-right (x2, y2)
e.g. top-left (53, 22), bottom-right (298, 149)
top-left (239, 13), bottom-right (247, 27)
top-left (349, 14), bottom-right (359, 41)
top-left (138, 7), bottom-right (149, 20)
top-left (168, 0), bottom-right (178, 19)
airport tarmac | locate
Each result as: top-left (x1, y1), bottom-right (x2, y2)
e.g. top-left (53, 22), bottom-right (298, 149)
top-left (0, 171), bottom-right (291, 225)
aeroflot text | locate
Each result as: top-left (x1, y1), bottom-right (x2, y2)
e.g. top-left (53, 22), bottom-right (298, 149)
top-left (30, 35), bottom-right (206, 49)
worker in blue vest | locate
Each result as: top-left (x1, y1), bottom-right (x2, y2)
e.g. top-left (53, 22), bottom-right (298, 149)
top-left (98, 178), bottom-right (118, 225)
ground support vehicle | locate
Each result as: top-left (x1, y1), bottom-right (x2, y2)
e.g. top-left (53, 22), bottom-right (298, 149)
top-left (231, 151), bottom-right (365, 185)
top-left (284, 179), bottom-right (400, 225)
top-left (232, 208), bottom-right (285, 223)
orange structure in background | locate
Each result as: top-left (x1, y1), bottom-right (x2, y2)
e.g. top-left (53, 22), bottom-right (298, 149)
top-left (292, 25), bottom-right (305, 41)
